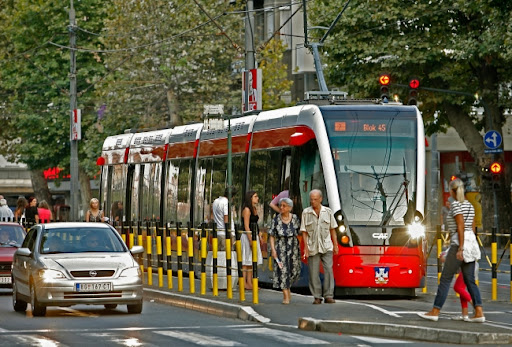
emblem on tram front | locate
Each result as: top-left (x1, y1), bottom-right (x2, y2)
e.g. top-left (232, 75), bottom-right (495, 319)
top-left (374, 267), bottom-right (389, 284)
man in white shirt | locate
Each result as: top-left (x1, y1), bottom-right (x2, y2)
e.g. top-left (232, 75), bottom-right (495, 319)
top-left (300, 189), bottom-right (339, 304)
top-left (212, 187), bottom-right (237, 251)
top-left (0, 198), bottom-right (14, 222)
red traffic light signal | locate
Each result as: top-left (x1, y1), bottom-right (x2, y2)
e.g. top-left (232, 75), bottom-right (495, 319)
top-left (490, 162), bottom-right (502, 174)
top-left (409, 79), bottom-right (420, 89)
top-left (408, 78), bottom-right (420, 105)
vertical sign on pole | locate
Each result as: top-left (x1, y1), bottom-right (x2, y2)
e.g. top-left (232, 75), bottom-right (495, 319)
top-left (71, 109), bottom-right (81, 141)
top-left (242, 69), bottom-right (262, 112)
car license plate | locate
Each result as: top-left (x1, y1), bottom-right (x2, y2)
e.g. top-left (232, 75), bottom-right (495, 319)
top-left (75, 282), bottom-right (112, 292)
top-left (0, 277), bottom-right (11, 284)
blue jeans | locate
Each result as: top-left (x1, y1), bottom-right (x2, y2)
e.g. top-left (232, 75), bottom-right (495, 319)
top-left (433, 246), bottom-right (482, 309)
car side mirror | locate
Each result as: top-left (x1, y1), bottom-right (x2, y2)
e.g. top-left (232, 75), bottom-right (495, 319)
top-left (130, 245), bottom-right (144, 255)
top-left (16, 248), bottom-right (32, 257)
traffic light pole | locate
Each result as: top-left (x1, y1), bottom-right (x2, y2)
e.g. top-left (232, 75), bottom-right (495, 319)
top-left (69, 0), bottom-right (79, 221)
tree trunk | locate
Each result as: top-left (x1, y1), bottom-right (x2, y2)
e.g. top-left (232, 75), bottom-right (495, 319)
top-left (29, 169), bottom-right (53, 211)
top-left (167, 88), bottom-right (182, 126)
top-left (79, 166), bottom-right (92, 221)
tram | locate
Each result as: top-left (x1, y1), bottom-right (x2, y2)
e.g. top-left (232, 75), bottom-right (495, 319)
top-left (98, 100), bottom-right (426, 296)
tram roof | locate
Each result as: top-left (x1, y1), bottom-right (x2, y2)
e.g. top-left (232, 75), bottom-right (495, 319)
top-left (102, 133), bottom-right (134, 151)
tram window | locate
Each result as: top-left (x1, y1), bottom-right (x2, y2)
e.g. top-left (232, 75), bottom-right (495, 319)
top-left (248, 150), bottom-right (282, 229)
top-left (110, 164), bottom-right (127, 222)
top-left (177, 159), bottom-right (191, 225)
top-left (130, 165), bottom-right (141, 222)
top-left (298, 141), bottom-right (327, 208)
top-left (165, 160), bottom-right (179, 224)
top-left (101, 165), bottom-right (111, 215)
top-left (139, 163), bottom-right (162, 221)
top-left (195, 158), bottom-right (212, 227)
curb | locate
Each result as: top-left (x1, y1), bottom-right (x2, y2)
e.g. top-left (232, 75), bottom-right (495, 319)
top-left (298, 317), bottom-right (512, 345)
top-left (143, 287), bottom-right (271, 323)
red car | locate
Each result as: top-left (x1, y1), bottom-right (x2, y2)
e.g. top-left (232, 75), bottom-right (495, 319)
top-left (0, 223), bottom-right (26, 288)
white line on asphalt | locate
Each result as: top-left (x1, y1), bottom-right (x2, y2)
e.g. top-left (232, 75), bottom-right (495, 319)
top-left (483, 322), bottom-right (512, 330)
top-left (354, 336), bottom-right (411, 344)
top-left (154, 330), bottom-right (243, 346)
top-left (237, 327), bottom-right (330, 345)
top-left (340, 301), bottom-right (401, 317)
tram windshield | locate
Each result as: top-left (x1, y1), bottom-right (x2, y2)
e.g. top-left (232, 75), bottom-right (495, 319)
top-left (323, 109), bottom-right (418, 227)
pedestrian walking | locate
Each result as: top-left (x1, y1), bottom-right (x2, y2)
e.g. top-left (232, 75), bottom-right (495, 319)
top-left (0, 198), bottom-right (14, 222)
top-left (300, 189), bottom-right (338, 304)
top-left (418, 178), bottom-right (485, 322)
top-left (38, 200), bottom-right (53, 223)
top-left (241, 190), bottom-right (263, 289)
top-left (269, 197), bottom-right (301, 304)
top-left (14, 196), bottom-right (27, 223)
top-left (211, 186), bottom-right (237, 251)
top-left (25, 197), bottom-right (39, 225)
top-left (86, 198), bottom-right (104, 222)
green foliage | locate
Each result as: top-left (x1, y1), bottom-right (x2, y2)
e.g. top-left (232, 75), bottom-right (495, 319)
top-left (258, 38), bottom-right (294, 110)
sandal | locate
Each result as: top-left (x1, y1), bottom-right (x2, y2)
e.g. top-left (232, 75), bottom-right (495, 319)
top-left (282, 300), bottom-right (289, 305)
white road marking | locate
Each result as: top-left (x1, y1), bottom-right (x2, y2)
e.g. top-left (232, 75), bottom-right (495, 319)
top-left (82, 332), bottom-right (155, 346)
top-left (154, 330), bottom-right (243, 346)
top-left (354, 336), bottom-right (410, 344)
top-left (238, 327), bottom-right (330, 344)
top-left (340, 301), bottom-right (401, 317)
top-left (57, 307), bottom-right (100, 317)
top-left (4, 335), bottom-right (65, 346)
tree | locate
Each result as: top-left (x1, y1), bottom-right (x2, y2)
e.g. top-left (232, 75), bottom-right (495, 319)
top-left (0, 0), bottom-right (109, 213)
top-left (308, 0), bottom-right (512, 233)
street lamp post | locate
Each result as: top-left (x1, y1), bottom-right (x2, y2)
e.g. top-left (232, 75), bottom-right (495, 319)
top-left (69, 0), bottom-right (79, 221)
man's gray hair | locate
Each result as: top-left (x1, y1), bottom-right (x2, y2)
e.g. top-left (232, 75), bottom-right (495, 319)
top-left (309, 189), bottom-right (323, 198)
top-left (279, 197), bottom-right (293, 208)
top-left (0, 199), bottom-right (6, 206)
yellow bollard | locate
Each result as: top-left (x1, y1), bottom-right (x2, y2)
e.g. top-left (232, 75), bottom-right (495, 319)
top-left (200, 225), bottom-right (207, 295)
top-left (437, 236), bottom-right (442, 284)
top-left (188, 224), bottom-right (195, 294)
top-left (177, 226), bottom-right (183, 292)
top-left (226, 236), bottom-right (232, 299)
top-left (157, 230), bottom-right (163, 287)
top-left (212, 227), bottom-right (218, 297)
top-left (166, 226), bottom-right (173, 289)
top-left (146, 229), bottom-right (153, 286)
top-left (492, 227), bottom-right (497, 301)
top-left (251, 223), bottom-right (258, 304)
top-left (235, 228), bottom-right (245, 302)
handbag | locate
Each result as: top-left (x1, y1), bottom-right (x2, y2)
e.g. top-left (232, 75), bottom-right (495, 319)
top-left (462, 229), bottom-right (481, 263)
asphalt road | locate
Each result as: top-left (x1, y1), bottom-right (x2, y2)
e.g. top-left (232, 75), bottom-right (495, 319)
top-left (0, 291), bottom-right (457, 346)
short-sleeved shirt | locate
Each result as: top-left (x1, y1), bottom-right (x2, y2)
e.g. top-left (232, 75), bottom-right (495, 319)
top-left (447, 200), bottom-right (475, 247)
top-left (300, 205), bottom-right (337, 256)
top-left (212, 196), bottom-right (234, 234)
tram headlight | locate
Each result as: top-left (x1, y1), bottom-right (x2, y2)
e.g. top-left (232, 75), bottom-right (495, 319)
top-left (408, 222), bottom-right (425, 239)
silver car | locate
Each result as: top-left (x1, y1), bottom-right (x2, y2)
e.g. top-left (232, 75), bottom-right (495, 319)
top-left (12, 222), bottom-right (144, 316)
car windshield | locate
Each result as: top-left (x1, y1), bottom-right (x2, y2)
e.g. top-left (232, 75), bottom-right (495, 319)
top-left (40, 227), bottom-right (127, 254)
top-left (0, 225), bottom-right (25, 246)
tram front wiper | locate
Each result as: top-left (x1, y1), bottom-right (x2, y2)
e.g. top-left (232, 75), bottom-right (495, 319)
top-left (380, 158), bottom-right (410, 226)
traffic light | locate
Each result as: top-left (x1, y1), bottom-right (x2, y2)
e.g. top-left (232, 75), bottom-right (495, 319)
top-left (408, 78), bottom-right (420, 105)
top-left (379, 74), bottom-right (390, 102)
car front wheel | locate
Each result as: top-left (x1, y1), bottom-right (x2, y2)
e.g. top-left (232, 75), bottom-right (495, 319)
top-left (12, 280), bottom-right (27, 312)
top-left (30, 282), bottom-right (46, 317)
top-left (127, 300), bottom-right (143, 314)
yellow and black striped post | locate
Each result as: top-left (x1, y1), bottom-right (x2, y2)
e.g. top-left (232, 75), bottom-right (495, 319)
top-left (235, 225), bottom-right (245, 301)
top-left (226, 225), bottom-right (233, 299)
top-left (166, 222), bottom-right (173, 289)
top-left (146, 220), bottom-right (153, 286)
top-left (200, 223), bottom-right (207, 295)
top-left (437, 225), bottom-right (442, 284)
top-left (492, 227), bottom-right (497, 300)
top-left (157, 221), bottom-right (164, 287)
top-left (137, 221), bottom-right (144, 283)
top-left (188, 222), bottom-right (195, 294)
top-left (510, 227), bottom-right (512, 302)
top-left (177, 222), bottom-right (183, 292)
top-left (212, 224), bottom-right (219, 296)
top-left (121, 220), bottom-right (126, 244)
top-left (251, 222), bottom-right (259, 304)
top-left (129, 220), bottom-right (135, 249)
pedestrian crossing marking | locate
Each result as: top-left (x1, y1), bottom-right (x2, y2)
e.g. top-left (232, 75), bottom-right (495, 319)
top-left (154, 330), bottom-right (243, 346)
top-left (237, 327), bottom-right (330, 344)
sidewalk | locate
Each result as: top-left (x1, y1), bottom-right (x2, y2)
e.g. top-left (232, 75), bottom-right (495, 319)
top-left (142, 273), bottom-right (512, 345)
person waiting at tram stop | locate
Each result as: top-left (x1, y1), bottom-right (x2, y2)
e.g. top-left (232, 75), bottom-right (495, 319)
top-left (14, 196), bottom-right (27, 223)
top-left (25, 197), bottom-right (39, 225)
top-left (241, 190), bottom-right (263, 290)
top-left (269, 197), bottom-right (301, 304)
top-left (38, 200), bottom-right (53, 223)
top-left (418, 178), bottom-right (485, 322)
top-left (211, 186), bottom-right (238, 251)
top-left (0, 198), bottom-right (14, 222)
top-left (300, 189), bottom-right (338, 304)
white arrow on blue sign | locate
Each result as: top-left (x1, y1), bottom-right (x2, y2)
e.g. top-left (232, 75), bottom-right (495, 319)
top-left (484, 130), bottom-right (502, 150)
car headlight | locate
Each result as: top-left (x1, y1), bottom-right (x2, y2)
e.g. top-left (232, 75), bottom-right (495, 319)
top-left (408, 222), bottom-right (425, 239)
top-left (120, 266), bottom-right (141, 278)
top-left (39, 269), bottom-right (66, 281)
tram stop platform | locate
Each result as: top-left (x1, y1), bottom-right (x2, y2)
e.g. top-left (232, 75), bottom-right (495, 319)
top-left (143, 273), bottom-right (512, 345)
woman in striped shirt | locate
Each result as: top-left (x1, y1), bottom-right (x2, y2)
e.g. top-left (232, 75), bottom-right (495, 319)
top-left (418, 178), bottom-right (485, 323)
